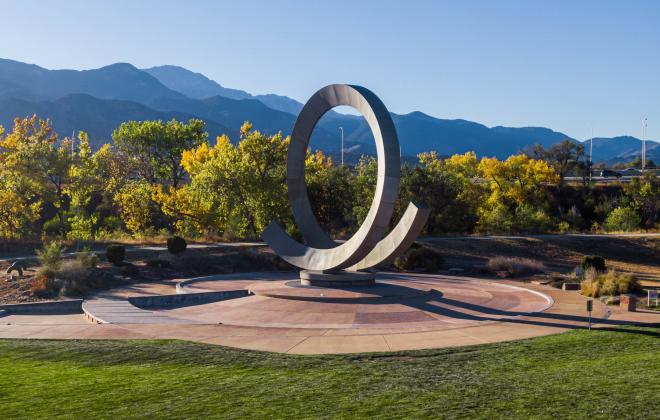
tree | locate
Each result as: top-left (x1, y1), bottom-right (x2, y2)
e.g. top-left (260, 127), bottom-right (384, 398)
top-left (0, 181), bottom-right (41, 238)
top-left (622, 173), bottom-right (659, 229)
top-left (0, 116), bottom-right (70, 236)
top-left (113, 119), bottom-right (208, 187)
top-left (477, 154), bottom-right (559, 233)
top-left (114, 181), bottom-right (155, 234)
top-left (352, 156), bottom-right (378, 225)
top-left (157, 122), bottom-right (290, 238)
top-left (399, 151), bottom-right (481, 234)
top-left (527, 139), bottom-right (585, 183)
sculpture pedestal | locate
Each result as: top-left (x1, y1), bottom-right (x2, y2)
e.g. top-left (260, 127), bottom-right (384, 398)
top-left (299, 270), bottom-right (375, 287)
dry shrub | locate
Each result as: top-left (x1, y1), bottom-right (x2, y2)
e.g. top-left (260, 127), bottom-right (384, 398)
top-left (58, 259), bottom-right (94, 296)
top-left (29, 275), bottom-right (55, 297)
top-left (487, 256), bottom-right (545, 276)
top-left (75, 248), bottom-right (98, 270)
top-left (580, 269), bottom-right (639, 298)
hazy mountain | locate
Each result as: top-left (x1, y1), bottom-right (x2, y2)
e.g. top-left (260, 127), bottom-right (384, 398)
top-left (0, 94), bottom-right (233, 149)
top-left (0, 58), bottom-right (654, 164)
top-left (143, 65), bottom-right (251, 100)
top-left (144, 65), bottom-right (304, 115)
top-left (588, 136), bottom-right (660, 164)
top-left (0, 59), bottom-right (184, 103)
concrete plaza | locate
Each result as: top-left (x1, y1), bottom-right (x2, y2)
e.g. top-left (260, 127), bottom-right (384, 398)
top-left (1, 272), bottom-right (657, 354)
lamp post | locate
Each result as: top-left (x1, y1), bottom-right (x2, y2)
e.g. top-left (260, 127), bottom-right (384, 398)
top-left (589, 127), bottom-right (593, 183)
top-left (642, 118), bottom-right (647, 172)
top-left (339, 126), bottom-right (344, 167)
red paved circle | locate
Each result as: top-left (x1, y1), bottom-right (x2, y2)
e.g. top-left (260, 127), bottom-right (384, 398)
top-left (167, 273), bottom-right (553, 329)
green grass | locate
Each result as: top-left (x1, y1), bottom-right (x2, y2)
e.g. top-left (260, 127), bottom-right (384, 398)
top-left (1, 327), bottom-right (659, 419)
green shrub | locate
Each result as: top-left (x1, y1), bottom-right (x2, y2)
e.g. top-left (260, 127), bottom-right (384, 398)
top-left (581, 255), bottom-right (606, 272)
top-left (36, 241), bottom-right (65, 271)
top-left (605, 207), bottom-right (641, 232)
top-left (487, 256), bottom-right (545, 276)
top-left (106, 245), bottom-right (126, 265)
top-left (76, 247), bottom-right (99, 270)
top-left (394, 246), bottom-right (444, 272)
top-left (42, 215), bottom-right (69, 237)
top-left (167, 236), bottom-right (187, 255)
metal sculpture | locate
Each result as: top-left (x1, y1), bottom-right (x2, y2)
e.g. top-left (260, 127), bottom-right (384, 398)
top-left (262, 84), bottom-right (429, 284)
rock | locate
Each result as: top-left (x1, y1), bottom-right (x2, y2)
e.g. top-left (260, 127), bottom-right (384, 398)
top-left (447, 267), bottom-right (464, 275)
top-left (6, 261), bottom-right (27, 277)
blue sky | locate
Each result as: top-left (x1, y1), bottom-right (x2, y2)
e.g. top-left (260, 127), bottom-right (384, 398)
top-left (1, 0), bottom-right (658, 140)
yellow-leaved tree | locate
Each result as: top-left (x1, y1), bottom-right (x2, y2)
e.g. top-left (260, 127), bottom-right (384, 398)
top-left (156, 122), bottom-right (290, 238)
top-left (477, 154), bottom-right (559, 233)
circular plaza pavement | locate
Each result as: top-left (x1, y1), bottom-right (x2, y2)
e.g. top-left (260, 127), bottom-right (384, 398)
top-left (7, 270), bottom-right (656, 354)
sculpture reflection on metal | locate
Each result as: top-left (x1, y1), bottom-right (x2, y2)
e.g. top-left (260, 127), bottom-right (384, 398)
top-left (262, 84), bottom-right (429, 285)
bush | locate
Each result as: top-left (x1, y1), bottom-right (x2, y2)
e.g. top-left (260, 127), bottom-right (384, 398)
top-left (58, 259), bottom-right (92, 296)
top-left (580, 269), bottom-right (639, 298)
top-left (394, 246), bottom-right (444, 272)
top-left (106, 245), bottom-right (126, 265)
top-left (487, 256), bottom-right (545, 276)
top-left (36, 241), bottom-right (65, 271)
top-left (42, 215), bottom-right (69, 237)
top-left (76, 247), bottom-right (99, 270)
top-left (30, 275), bottom-right (56, 297)
top-left (58, 259), bottom-right (89, 283)
top-left (167, 236), bottom-right (187, 255)
top-left (605, 207), bottom-right (641, 232)
top-left (581, 255), bottom-right (606, 272)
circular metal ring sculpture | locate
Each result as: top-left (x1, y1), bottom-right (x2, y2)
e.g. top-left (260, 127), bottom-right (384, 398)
top-left (262, 84), bottom-right (429, 278)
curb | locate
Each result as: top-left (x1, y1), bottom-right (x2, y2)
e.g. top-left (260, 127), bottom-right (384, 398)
top-left (0, 299), bottom-right (83, 315)
top-left (129, 290), bottom-right (249, 308)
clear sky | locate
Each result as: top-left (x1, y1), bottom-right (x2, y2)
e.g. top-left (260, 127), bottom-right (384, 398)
top-left (1, 0), bottom-right (658, 140)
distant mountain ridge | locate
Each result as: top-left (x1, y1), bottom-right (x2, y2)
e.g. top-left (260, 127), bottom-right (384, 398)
top-left (143, 65), bottom-right (304, 115)
top-left (0, 58), bottom-right (656, 163)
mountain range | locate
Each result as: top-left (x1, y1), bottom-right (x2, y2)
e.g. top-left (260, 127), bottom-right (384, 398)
top-left (0, 58), bottom-right (656, 164)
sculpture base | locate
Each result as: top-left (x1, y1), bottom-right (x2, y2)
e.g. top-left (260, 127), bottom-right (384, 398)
top-left (299, 270), bottom-right (376, 287)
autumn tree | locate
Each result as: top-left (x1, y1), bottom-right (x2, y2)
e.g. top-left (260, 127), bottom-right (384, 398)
top-left (0, 116), bottom-right (72, 236)
top-left (477, 154), bottom-right (559, 233)
top-left (156, 122), bottom-right (290, 238)
top-left (113, 118), bottom-right (208, 187)
top-left (399, 151), bottom-right (482, 234)
top-left (0, 121), bottom-right (41, 237)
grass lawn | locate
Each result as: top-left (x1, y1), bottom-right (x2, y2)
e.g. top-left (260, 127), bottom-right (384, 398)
top-left (1, 327), bottom-right (658, 419)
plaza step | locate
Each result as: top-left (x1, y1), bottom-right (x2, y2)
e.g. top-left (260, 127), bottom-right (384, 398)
top-left (82, 298), bottom-right (203, 325)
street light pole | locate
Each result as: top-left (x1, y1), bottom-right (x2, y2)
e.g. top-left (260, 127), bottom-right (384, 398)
top-left (339, 126), bottom-right (344, 167)
top-left (589, 127), bottom-right (593, 183)
top-left (642, 118), bottom-right (647, 172)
